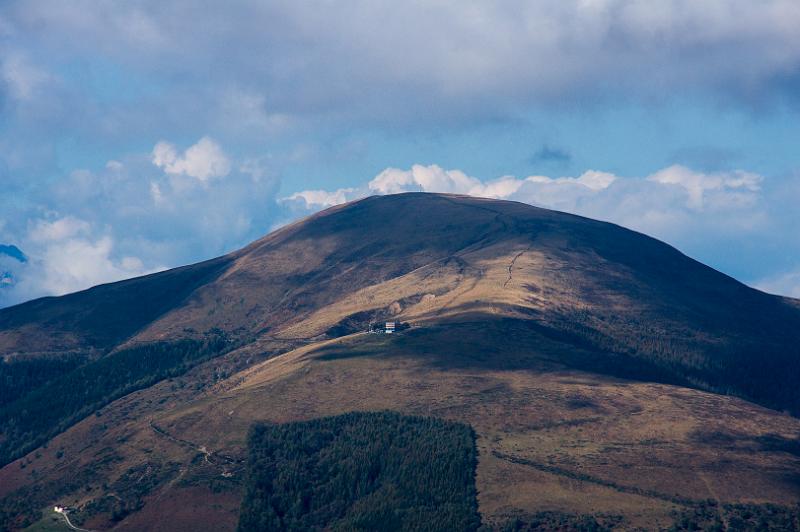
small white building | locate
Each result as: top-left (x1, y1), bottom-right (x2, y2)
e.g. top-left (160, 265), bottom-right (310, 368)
top-left (385, 321), bottom-right (396, 334)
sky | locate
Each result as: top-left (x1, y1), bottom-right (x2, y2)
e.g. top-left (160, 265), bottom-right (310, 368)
top-left (1, 0), bottom-right (799, 307)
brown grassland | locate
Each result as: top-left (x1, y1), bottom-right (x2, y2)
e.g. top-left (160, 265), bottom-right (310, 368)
top-left (1, 193), bottom-right (799, 530)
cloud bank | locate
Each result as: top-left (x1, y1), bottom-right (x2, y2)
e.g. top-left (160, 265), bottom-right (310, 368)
top-left (2, 150), bottom-right (798, 306)
top-left (2, 0), bottom-right (800, 137)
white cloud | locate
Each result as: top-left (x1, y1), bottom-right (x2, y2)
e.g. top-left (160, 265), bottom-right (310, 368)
top-left (282, 188), bottom-right (357, 210)
top-left (285, 163), bottom-right (781, 289)
top-left (32, 234), bottom-right (152, 296)
top-left (6, 217), bottom-right (158, 300)
top-left (28, 216), bottom-right (90, 242)
top-left (369, 165), bottom-right (482, 195)
top-left (151, 137), bottom-right (230, 182)
top-left (518, 172), bottom-right (616, 192)
top-left (1, 138), bottom-right (282, 307)
top-left (570, 170), bottom-right (618, 191)
top-left (467, 177), bottom-right (520, 199)
top-left (290, 164), bottom-right (759, 218)
top-left (356, 165), bottom-right (760, 241)
top-left (357, 165), bottom-right (618, 201)
top-left (648, 165), bottom-right (762, 209)
top-left (0, 52), bottom-right (51, 101)
top-left (756, 270), bottom-right (800, 298)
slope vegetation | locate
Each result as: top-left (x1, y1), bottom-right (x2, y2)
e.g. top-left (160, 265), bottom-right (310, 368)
top-left (3, 193), bottom-right (798, 418)
top-left (1, 193), bottom-right (799, 530)
top-left (238, 412), bottom-right (480, 532)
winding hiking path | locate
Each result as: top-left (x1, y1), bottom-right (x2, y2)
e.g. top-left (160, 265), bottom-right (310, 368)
top-left (54, 509), bottom-right (93, 532)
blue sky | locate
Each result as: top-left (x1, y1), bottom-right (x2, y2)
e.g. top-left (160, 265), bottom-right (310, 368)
top-left (1, 1), bottom-right (799, 306)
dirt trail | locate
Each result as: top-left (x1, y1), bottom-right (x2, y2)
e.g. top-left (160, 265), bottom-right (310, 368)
top-left (149, 419), bottom-right (242, 466)
top-left (503, 248), bottom-right (529, 289)
top-left (492, 451), bottom-right (697, 506)
top-left (54, 509), bottom-right (94, 532)
top-left (699, 472), bottom-right (729, 529)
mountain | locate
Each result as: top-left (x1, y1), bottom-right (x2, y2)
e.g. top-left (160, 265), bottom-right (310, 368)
top-left (1, 193), bottom-right (799, 531)
top-left (0, 245), bottom-right (26, 264)
top-left (0, 245), bottom-right (26, 293)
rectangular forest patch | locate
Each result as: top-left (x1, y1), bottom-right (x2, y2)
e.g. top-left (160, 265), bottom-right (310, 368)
top-left (238, 411), bottom-right (480, 531)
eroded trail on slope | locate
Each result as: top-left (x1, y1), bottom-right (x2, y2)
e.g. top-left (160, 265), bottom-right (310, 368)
top-left (503, 248), bottom-right (529, 289)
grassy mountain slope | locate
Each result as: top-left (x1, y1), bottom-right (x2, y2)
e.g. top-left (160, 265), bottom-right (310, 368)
top-left (2, 193), bottom-right (799, 411)
top-left (0, 256), bottom-right (231, 355)
top-left (3, 327), bottom-right (798, 530)
top-left (1, 193), bottom-right (799, 530)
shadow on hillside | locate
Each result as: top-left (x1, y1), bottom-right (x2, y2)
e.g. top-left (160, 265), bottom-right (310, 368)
top-left (691, 428), bottom-right (800, 458)
top-left (313, 317), bottom-right (691, 389)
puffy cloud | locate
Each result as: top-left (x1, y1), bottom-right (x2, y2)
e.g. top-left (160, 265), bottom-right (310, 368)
top-left (286, 164), bottom-right (742, 223)
top-left (1, 215), bottom-right (158, 301)
top-left (0, 138), bottom-right (280, 307)
top-left (473, 177), bottom-right (526, 199)
top-left (648, 165), bottom-right (762, 209)
top-left (287, 164), bottom-right (764, 226)
top-left (282, 188), bottom-right (357, 210)
top-left (152, 137), bottom-right (231, 182)
top-left (359, 165), bottom-right (617, 201)
top-left (25, 231), bottom-right (155, 297)
top-left (28, 216), bottom-right (90, 242)
top-left (368, 165), bottom-right (482, 195)
top-left (570, 170), bottom-right (617, 191)
top-left (522, 170), bottom-right (617, 192)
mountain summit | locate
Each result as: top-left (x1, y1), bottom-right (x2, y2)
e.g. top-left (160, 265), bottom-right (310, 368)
top-left (1, 193), bottom-right (799, 530)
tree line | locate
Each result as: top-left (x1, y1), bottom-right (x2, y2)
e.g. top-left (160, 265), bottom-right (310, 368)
top-left (0, 331), bottom-right (233, 467)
